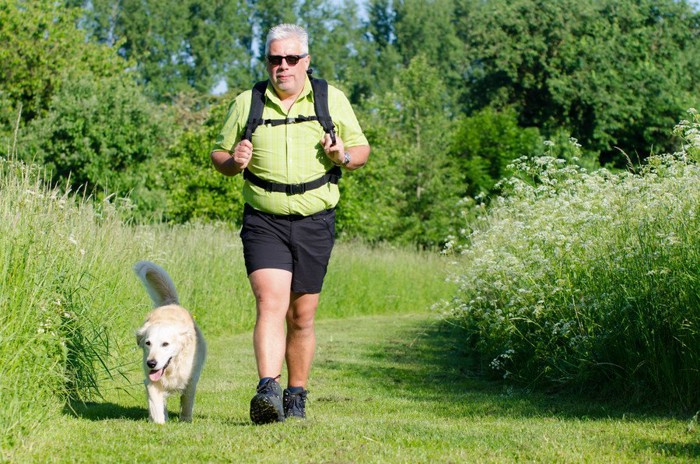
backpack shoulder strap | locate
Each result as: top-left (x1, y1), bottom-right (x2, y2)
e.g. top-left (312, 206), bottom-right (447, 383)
top-left (242, 80), bottom-right (268, 141)
top-left (243, 75), bottom-right (337, 145)
top-left (309, 73), bottom-right (337, 146)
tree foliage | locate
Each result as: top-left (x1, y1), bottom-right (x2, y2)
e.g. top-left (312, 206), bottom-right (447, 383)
top-left (393, 0), bottom-right (464, 94)
top-left (458, 0), bottom-right (700, 165)
top-left (20, 72), bottom-right (175, 204)
top-left (451, 108), bottom-right (543, 198)
top-left (2, 0), bottom-right (700, 246)
top-left (0, 0), bottom-right (125, 124)
top-left (150, 100), bottom-right (246, 224)
top-left (343, 55), bottom-right (463, 247)
top-left (76, 0), bottom-right (255, 99)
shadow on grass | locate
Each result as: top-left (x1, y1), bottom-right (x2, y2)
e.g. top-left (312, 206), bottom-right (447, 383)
top-left (337, 315), bottom-right (692, 422)
top-left (64, 401), bottom-right (146, 421)
top-left (634, 440), bottom-right (700, 460)
top-left (336, 315), bottom-right (697, 464)
top-left (64, 402), bottom-right (254, 427)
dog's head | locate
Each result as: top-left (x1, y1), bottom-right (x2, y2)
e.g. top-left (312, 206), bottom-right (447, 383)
top-left (136, 322), bottom-right (189, 382)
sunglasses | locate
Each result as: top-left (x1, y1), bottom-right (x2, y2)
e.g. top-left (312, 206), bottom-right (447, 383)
top-left (266, 53), bottom-right (308, 66)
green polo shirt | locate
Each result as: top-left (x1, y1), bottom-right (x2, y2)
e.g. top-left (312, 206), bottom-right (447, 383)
top-left (213, 77), bottom-right (368, 216)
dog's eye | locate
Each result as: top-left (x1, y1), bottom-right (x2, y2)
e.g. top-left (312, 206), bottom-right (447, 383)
top-left (145, 341), bottom-right (151, 346)
top-left (162, 342), bottom-right (169, 347)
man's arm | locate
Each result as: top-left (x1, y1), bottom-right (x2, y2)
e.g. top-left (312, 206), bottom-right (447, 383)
top-left (210, 140), bottom-right (253, 176)
top-left (211, 150), bottom-right (241, 176)
top-left (345, 144), bottom-right (370, 171)
top-left (320, 134), bottom-right (370, 171)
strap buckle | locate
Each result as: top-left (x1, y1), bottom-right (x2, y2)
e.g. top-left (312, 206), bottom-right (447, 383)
top-left (285, 183), bottom-right (306, 195)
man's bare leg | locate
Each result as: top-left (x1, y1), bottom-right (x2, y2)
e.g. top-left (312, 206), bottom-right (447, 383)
top-left (285, 292), bottom-right (320, 388)
top-left (248, 268), bottom-right (291, 424)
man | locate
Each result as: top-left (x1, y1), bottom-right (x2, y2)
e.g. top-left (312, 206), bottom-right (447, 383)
top-left (210, 24), bottom-right (370, 424)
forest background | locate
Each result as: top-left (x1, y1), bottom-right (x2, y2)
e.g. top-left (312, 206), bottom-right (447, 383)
top-left (3, 0), bottom-right (699, 249)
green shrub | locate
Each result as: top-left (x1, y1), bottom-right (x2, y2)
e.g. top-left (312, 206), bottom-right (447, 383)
top-left (0, 0), bottom-right (127, 126)
top-left (152, 97), bottom-right (246, 224)
top-left (451, 107), bottom-right (544, 197)
top-left (20, 72), bottom-right (175, 208)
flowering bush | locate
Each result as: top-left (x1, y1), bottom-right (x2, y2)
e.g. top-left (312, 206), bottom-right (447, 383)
top-left (446, 110), bottom-right (700, 408)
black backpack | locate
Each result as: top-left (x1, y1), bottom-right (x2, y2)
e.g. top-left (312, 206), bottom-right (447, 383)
top-left (242, 70), bottom-right (336, 145)
top-left (241, 70), bottom-right (341, 195)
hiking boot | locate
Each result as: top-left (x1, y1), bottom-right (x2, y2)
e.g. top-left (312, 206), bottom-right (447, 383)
top-left (250, 378), bottom-right (285, 424)
top-left (283, 388), bottom-right (307, 419)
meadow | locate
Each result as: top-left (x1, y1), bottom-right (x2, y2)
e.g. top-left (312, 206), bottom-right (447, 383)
top-left (1, 111), bottom-right (699, 461)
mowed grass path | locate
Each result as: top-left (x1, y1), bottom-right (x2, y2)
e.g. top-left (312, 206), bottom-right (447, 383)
top-left (13, 313), bottom-right (699, 463)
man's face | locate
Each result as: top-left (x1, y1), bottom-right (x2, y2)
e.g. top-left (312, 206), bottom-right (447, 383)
top-left (266, 38), bottom-right (310, 100)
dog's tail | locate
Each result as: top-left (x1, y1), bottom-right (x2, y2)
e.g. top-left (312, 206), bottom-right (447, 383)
top-left (133, 260), bottom-right (179, 307)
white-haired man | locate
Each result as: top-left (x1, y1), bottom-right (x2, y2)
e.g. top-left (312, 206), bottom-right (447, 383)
top-left (211, 23), bottom-right (370, 424)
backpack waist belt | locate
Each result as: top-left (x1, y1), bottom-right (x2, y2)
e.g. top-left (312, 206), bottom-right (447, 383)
top-left (243, 166), bottom-right (342, 195)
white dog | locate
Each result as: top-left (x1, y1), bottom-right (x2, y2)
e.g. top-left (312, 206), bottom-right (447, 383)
top-left (134, 260), bottom-right (206, 424)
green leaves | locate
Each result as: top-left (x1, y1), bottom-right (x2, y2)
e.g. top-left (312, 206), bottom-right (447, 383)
top-left (0, 1), bottom-right (125, 124)
top-left (342, 55), bottom-right (463, 248)
top-left (85, 0), bottom-right (255, 99)
top-left (460, 0), bottom-right (700, 165)
top-left (451, 107), bottom-right (543, 197)
top-left (154, 101), bottom-right (246, 224)
top-left (20, 72), bottom-right (175, 206)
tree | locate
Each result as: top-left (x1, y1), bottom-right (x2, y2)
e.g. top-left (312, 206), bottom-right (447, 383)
top-left (20, 72), bottom-right (175, 207)
top-left (148, 100), bottom-right (246, 224)
top-left (0, 0), bottom-right (125, 128)
top-left (393, 0), bottom-right (464, 94)
top-left (77, 0), bottom-right (255, 100)
top-left (342, 54), bottom-right (463, 248)
top-left (451, 108), bottom-right (543, 198)
top-left (299, 0), bottom-right (365, 88)
top-left (340, 0), bottom-right (403, 104)
top-left (456, 0), bottom-right (700, 166)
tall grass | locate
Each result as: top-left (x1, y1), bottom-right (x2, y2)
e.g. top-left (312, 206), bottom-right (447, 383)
top-left (1, 158), bottom-right (110, 448)
top-left (445, 110), bottom-right (700, 410)
top-left (0, 159), bottom-right (249, 449)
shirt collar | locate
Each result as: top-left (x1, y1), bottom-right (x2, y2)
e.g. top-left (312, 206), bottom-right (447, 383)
top-left (264, 76), bottom-right (313, 109)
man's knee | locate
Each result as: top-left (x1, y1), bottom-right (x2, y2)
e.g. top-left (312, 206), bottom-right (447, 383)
top-left (286, 309), bottom-right (316, 332)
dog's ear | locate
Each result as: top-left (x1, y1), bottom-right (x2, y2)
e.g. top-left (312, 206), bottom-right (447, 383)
top-left (178, 326), bottom-right (196, 344)
top-left (135, 324), bottom-right (149, 347)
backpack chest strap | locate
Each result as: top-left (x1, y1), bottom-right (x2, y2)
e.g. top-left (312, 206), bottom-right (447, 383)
top-left (257, 115), bottom-right (320, 127)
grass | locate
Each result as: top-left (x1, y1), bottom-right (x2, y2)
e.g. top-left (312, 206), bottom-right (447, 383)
top-left (7, 313), bottom-right (699, 463)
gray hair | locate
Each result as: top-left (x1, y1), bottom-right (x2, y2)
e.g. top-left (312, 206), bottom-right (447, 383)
top-left (265, 24), bottom-right (309, 55)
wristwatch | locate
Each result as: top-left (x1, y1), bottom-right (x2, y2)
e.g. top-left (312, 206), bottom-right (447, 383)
top-left (341, 151), bottom-right (351, 166)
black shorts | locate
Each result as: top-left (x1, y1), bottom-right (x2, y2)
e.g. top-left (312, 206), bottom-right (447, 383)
top-left (240, 204), bottom-right (336, 294)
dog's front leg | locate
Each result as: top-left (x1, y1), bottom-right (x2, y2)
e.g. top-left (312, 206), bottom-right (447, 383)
top-left (146, 382), bottom-right (167, 424)
top-left (179, 383), bottom-right (196, 422)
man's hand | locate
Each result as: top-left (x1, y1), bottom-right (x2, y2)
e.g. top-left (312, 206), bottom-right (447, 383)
top-left (232, 139), bottom-right (254, 170)
top-left (210, 139), bottom-right (254, 176)
top-left (321, 133), bottom-right (345, 165)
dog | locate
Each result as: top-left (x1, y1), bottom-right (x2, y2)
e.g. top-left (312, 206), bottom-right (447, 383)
top-left (134, 260), bottom-right (206, 424)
